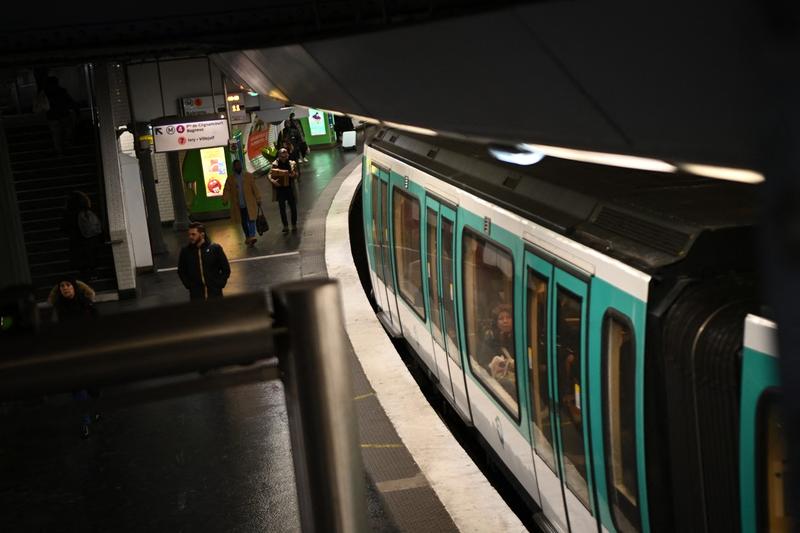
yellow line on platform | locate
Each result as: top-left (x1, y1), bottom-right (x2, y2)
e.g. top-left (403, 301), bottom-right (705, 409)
top-left (360, 443), bottom-right (403, 449)
top-left (353, 392), bottom-right (375, 401)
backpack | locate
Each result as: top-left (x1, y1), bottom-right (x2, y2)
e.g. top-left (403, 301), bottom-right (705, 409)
top-left (77, 209), bottom-right (102, 238)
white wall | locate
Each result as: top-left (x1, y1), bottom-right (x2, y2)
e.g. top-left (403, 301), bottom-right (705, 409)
top-left (127, 58), bottom-right (276, 122)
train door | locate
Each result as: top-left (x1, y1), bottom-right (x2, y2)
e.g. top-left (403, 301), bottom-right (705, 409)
top-left (378, 168), bottom-right (402, 335)
top-left (441, 204), bottom-right (471, 421)
top-left (524, 251), bottom-right (569, 532)
top-left (365, 169), bottom-right (390, 325)
top-left (551, 266), bottom-right (597, 532)
top-left (425, 197), bottom-right (455, 402)
top-left (389, 172), bottom-right (437, 375)
top-left (740, 315), bottom-right (791, 532)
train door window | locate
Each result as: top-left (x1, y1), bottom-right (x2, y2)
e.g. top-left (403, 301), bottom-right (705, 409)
top-left (427, 209), bottom-right (444, 343)
top-left (441, 217), bottom-right (460, 366)
top-left (556, 287), bottom-right (590, 509)
top-left (380, 181), bottom-right (393, 291)
top-left (393, 188), bottom-right (425, 319)
top-left (527, 269), bottom-right (557, 473)
top-left (759, 392), bottom-right (792, 533)
top-left (463, 230), bottom-right (519, 419)
top-left (603, 312), bottom-right (640, 533)
top-left (371, 176), bottom-right (385, 284)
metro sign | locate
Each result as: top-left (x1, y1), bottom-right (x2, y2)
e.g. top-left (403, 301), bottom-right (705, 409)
top-left (152, 115), bottom-right (229, 153)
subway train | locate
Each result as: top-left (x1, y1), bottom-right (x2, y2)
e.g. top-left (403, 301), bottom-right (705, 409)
top-left (354, 129), bottom-right (789, 532)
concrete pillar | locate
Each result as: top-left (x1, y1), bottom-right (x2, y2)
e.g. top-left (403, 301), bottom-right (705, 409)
top-left (0, 122), bottom-right (30, 290)
top-left (133, 123), bottom-right (167, 255)
top-left (93, 62), bottom-right (137, 297)
top-left (168, 151), bottom-right (190, 231)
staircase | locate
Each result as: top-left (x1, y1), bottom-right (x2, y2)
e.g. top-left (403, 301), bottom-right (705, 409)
top-left (5, 118), bottom-right (118, 300)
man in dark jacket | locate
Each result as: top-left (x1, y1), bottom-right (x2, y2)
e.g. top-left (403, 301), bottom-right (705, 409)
top-left (177, 222), bottom-right (231, 300)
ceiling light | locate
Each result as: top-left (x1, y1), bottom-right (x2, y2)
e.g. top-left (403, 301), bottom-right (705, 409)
top-left (248, 91), bottom-right (259, 96)
top-left (488, 145), bottom-right (545, 166)
top-left (349, 114), bottom-right (380, 125)
top-left (383, 121), bottom-right (438, 136)
top-left (679, 163), bottom-right (765, 184)
top-left (268, 89), bottom-right (289, 102)
top-left (522, 143), bottom-right (677, 173)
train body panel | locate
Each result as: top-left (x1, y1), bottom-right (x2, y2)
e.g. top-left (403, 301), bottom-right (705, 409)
top-left (740, 316), bottom-right (785, 533)
top-left (363, 141), bottom-right (656, 532)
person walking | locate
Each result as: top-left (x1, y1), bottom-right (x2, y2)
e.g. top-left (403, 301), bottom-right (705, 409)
top-left (61, 191), bottom-right (103, 280)
top-left (285, 113), bottom-right (308, 163)
top-left (269, 148), bottom-right (299, 234)
top-left (222, 159), bottom-right (262, 247)
top-left (177, 222), bottom-right (231, 301)
top-left (42, 76), bottom-right (78, 156)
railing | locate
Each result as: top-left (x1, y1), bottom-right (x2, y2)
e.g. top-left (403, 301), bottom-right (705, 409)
top-left (0, 278), bottom-right (367, 533)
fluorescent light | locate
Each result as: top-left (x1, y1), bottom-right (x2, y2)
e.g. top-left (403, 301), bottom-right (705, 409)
top-left (248, 91), bottom-right (259, 96)
top-left (349, 114), bottom-right (380, 125)
top-left (522, 143), bottom-right (677, 173)
top-left (488, 145), bottom-right (544, 166)
top-left (679, 163), bottom-right (765, 184)
top-left (383, 121), bottom-right (438, 136)
top-left (268, 89), bottom-right (289, 102)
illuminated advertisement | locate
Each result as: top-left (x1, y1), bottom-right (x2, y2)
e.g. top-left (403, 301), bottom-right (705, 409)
top-left (246, 117), bottom-right (271, 172)
top-left (308, 108), bottom-right (326, 136)
top-left (200, 147), bottom-right (228, 197)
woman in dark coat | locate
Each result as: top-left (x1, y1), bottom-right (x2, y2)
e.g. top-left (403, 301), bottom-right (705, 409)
top-left (50, 277), bottom-right (99, 438)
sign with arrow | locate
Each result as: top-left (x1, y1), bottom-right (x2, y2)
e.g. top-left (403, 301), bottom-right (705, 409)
top-left (151, 115), bottom-right (230, 153)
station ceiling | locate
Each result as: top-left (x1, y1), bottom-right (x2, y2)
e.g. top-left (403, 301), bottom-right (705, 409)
top-left (4, 1), bottom-right (798, 172)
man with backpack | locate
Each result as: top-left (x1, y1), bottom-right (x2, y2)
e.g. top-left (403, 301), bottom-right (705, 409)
top-left (61, 191), bottom-right (103, 280)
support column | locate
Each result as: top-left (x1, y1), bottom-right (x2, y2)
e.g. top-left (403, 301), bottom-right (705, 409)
top-left (94, 62), bottom-right (137, 297)
top-left (167, 151), bottom-right (190, 231)
top-left (133, 122), bottom-right (167, 255)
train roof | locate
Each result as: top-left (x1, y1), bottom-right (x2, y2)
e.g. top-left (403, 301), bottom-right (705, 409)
top-left (369, 129), bottom-right (758, 273)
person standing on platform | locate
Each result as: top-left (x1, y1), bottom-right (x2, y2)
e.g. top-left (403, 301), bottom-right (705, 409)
top-left (269, 148), bottom-right (299, 234)
top-left (223, 159), bottom-right (262, 247)
top-left (286, 113), bottom-right (308, 163)
top-left (177, 222), bottom-right (231, 301)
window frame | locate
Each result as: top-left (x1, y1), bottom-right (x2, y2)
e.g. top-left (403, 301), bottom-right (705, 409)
top-left (392, 186), bottom-right (426, 321)
top-left (601, 308), bottom-right (641, 533)
top-left (461, 226), bottom-right (521, 423)
top-left (426, 207), bottom-right (444, 344)
top-left (370, 174), bottom-right (386, 284)
top-left (440, 213), bottom-right (461, 367)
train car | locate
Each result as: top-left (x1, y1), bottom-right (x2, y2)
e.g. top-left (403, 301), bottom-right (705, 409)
top-left (356, 128), bottom-right (789, 532)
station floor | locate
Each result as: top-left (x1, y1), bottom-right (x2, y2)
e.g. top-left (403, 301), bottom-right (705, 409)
top-left (0, 145), bottom-right (460, 532)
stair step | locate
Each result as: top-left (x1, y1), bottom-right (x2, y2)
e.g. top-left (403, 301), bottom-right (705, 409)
top-left (12, 163), bottom-right (97, 177)
top-left (10, 146), bottom-right (95, 163)
top-left (11, 153), bottom-right (94, 170)
top-left (21, 216), bottom-right (62, 231)
top-left (14, 175), bottom-right (99, 191)
top-left (17, 182), bottom-right (98, 201)
top-left (17, 194), bottom-right (99, 212)
top-left (20, 207), bottom-right (64, 222)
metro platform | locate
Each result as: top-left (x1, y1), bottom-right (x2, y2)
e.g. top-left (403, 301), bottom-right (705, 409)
top-left (0, 144), bottom-right (524, 531)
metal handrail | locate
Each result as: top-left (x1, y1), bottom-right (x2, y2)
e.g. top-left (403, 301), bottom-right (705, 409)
top-left (0, 278), bottom-right (367, 533)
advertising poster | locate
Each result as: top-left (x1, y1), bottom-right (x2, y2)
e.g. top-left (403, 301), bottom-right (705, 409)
top-left (200, 147), bottom-right (228, 197)
top-left (246, 116), bottom-right (271, 172)
top-left (308, 108), bottom-right (326, 136)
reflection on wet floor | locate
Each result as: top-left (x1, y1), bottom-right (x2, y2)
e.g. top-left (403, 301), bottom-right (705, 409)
top-left (0, 146), bottom-right (369, 532)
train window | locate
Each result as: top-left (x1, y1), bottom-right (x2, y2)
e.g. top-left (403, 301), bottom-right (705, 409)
top-left (371, 176), bottom-right (386, 284)
top-left (463, 230), bottom-right (519, 419)
top-left (441, 217), bottom-right (460, 366)
top-left (603, 313), bottom-right (640, 533)
top-left (392, 188), bottom-right (425, 320)
top-left (380, 181), bottom-right (394, 292)
top-left (759, 392), bottom-right (793, 533)
top-left (527, 269), bottom-right (557, 473)
top-left (556, 287), bottom-right (590, 510)
top-left (426, 209), bottom-right (444, 343)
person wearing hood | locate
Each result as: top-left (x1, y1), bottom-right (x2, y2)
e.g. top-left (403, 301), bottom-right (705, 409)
top-left (49, 277), bottom-right (97, 322)
top-left (177, 222), bottom-right (231, 301)
top-left (49, 277), bottom-right (99, 438)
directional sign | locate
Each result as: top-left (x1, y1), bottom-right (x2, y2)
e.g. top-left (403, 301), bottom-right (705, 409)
top-left (152, 117), bottom-right (229, 153)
